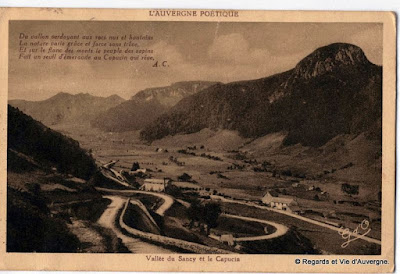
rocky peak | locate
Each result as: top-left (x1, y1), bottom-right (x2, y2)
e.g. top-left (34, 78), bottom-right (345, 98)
top-left (293, 43), bottom-right (371, 80)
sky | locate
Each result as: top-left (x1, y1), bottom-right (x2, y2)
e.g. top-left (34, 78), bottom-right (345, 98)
top-left (9, 21), bottom-right (383, 101)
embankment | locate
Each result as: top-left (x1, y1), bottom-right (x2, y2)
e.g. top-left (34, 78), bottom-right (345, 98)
top-left (120, 198), bottom-right (233, 254)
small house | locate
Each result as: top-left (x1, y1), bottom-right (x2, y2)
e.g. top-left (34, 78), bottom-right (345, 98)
top-left (220, 234), bottom-right (235, 246)
top-left (139, 178), bottom-right (171, 192)
top-left (262, 191), bottom-right (299, 213)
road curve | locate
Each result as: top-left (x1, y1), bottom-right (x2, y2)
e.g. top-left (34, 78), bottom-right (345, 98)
top-left (211, 195), bottom-right (381, 245)
top-left (98, 188), bottom-right (289, 242)
top-left (95, 187), bottom-right (174, 216)
top-left (221, 213), bottom-right (288, 242)
top-left (119, 197), bottom-right (234, 254)
top-left (97, 191), bottom-right (289, 252)
top-left (97, 195), bottom-right (172, 253)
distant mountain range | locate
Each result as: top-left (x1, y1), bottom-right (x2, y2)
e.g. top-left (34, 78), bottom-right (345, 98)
top-left (9, 92), bottom-right (125, 126)
top-left (9, 43), bottom-right (382, 150)
top-left (91, 81), bottom-right (219, 132)
top-left (141, 43), bottom-right (382, 147)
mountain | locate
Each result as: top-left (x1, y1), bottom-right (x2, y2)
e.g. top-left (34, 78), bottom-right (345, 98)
top-left (7, 105), bottom-right (104, 252)
top-left (91, 81), bottom-right (219, 132)
top-left (9, 92), bottom-right (125, 127)
top-left (8, 105), bottom-right (97, 179)
top-left (133, 81), bottom-right (221, 107)
top-left (141, 43), bottom-right (382, 147)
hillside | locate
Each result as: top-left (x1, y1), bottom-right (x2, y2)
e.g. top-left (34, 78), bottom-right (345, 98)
top-left (140, 43), bottom-right (382, 148)
top-left (9, 92), bottom-right (125, 127)
top-left (91, 81), bottom-right (219, 132)
top-left (8, 105), bottom-right (97, 179)
top-left (133, 81), bottom-right (220, 107)
top-left (7, 105), bottom-right (101, 252)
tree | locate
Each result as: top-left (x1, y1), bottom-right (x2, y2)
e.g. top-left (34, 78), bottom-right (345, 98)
top-left (186, 199), bottom-right (203, 229)
top-left (166, 185), bottom-right (182, 198)
top-left (341, 183), bottom-right (359, 196)
top-left (131, 162), bottom-right (140, 171)
top-left (178, 172), bottom-right (192, 182)
top-left (186, 200), bottom-right (222, 235)
top-left (202, 202), bottom-right (222, 235)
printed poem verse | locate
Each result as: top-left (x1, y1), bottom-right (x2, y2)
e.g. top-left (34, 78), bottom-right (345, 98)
top-left (18, 32), bottom-right (162, 65)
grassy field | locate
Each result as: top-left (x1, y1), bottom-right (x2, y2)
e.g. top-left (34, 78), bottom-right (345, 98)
top-left (221, 202), bottom-right (380, 255)
top-left (52, 124), bottom-right (382, 255)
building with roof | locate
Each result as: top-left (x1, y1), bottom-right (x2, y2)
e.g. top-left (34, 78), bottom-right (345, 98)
top-left (261, 191), bottom-right (299, 213)
top-left (220, 234), bottom-right (235, 246)
top-left (139, 178), bottom-right (171, 192)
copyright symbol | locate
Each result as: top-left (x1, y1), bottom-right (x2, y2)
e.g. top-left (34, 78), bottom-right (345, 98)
top-left (295, 259), bottom-right (300, 264)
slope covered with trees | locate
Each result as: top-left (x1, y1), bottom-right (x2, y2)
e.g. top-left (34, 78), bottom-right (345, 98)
top-left (141, 43), bottom-right (382, 148)
top-left (8, 105), bottom-right (97, 179)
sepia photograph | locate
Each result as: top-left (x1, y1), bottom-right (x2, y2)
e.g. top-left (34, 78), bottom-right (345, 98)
top-left (0, 8), bottom-right (396, 273)
top-left (6, 19), bottom-right (385, 255)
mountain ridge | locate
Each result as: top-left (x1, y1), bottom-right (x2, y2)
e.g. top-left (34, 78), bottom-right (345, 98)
top-left (91, 81), bottom-right (219, 132)
top-left (140, 43), bottom-right (382, 147)
top-left (9, 92), bottom-right (125, 127)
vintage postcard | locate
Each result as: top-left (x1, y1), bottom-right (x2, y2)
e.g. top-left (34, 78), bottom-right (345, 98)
top-left (0, 8), bottom-right (396, 273)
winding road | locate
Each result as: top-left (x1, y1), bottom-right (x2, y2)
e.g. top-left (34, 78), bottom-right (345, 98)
top-left (95, 164), bottom-right (293, 253)
top-left (210, 195), bottom-right (381, 245)
top-left (97, 195), bottom-right (172, 253)
top-left (96, 187), bottom-right (291, 253)
top-left (221, 214), bottom-right (288, 242)
top-left (95, 187), bottom-right (174, 216)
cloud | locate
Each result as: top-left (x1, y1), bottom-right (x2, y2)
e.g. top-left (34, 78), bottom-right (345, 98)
top-left (132, 36), bottom-right (307, 87)
top-left (152, 41), bottom-right (185, 64)
top-left (8, 22), bottom-right (383, 101)
top-left (208, 33), bottom-right (271, 65)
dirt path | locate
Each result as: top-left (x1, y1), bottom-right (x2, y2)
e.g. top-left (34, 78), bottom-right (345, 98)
top-left (221, 214), bottom-right (288, 241)
top-left (119, 197), bottom-right (234, 254)
top-left (97, 195), bottom-right (172, 253)
top-left (176, 198), bottom-right (190, 208)
top-left (212, 195), bottom-right (381, 245)
top-left (96, 188), bottom-right (289, 249)
top-left (95, 187), bottom-right (174, 216)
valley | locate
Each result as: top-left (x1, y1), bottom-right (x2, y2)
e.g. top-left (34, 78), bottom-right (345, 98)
top-left (7, 42), bottom-right (382, 255)
top-left (47, 122), bottom-right (381, 254)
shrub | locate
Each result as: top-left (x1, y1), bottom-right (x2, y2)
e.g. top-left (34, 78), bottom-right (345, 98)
top-left (341, 183), bottom-right (359, 196)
